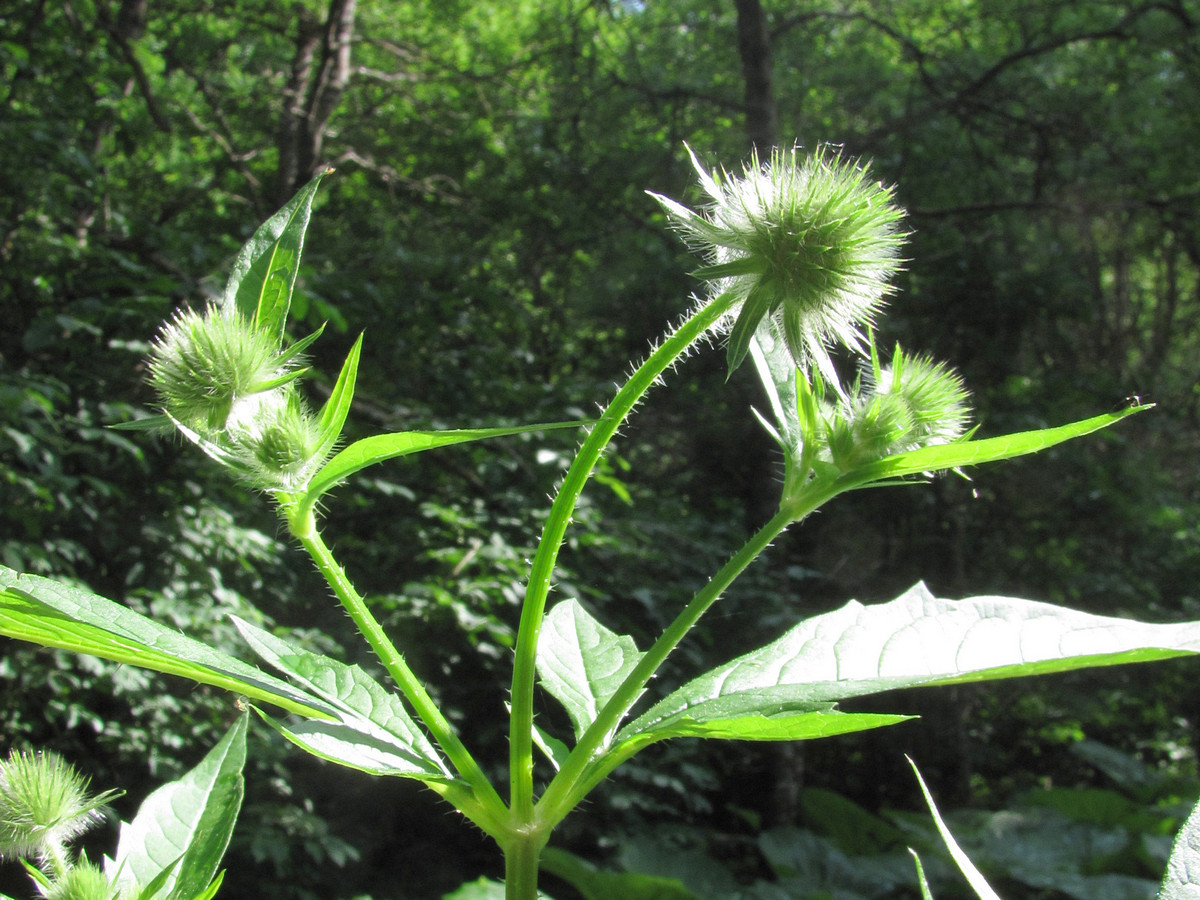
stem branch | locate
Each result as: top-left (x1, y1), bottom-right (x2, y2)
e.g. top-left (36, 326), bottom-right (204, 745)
top-left (537, 476), bottom-right (840, 825)
top-left (289, 508), bottom-right (509, 834)
top-left (507, 293), bottom-right (736, 819)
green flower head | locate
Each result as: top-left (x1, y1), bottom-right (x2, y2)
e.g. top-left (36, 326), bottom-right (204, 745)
top-left (233, 388), bottom-right (325, 491)
top-left (825, 347), bottom-right (971, 473)
top-left (42, 862), bottom-right (121, 900)
top-left (0, 751), bottom-right (113, 864)
top-left (652, 145), bottom-right (906, 379)
top-left (148, 305), bottom-right (299, 433)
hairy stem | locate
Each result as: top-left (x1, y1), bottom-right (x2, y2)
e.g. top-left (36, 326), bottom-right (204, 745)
top-left (536, 474), bottom-right (840, 824)
top-left (288, 508), bottom-right (509, 835)
top-left (503, 827), bottom-right (549, 900)
top-left (507, 292), bottom-right (737, 819)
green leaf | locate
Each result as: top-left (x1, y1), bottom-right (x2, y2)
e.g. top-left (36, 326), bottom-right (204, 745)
top-left (0, 567), bottom-right (334, 719)
top-left (532, 721), bottom-right (571, 772)
top-left (107, 717), bottom-right (247, 900)
top-left (540, 847), bottom-right (702, 900)
top-left (109, 413), bottom-right (173, 432)
top-left (304, 421), bottom-right (584, 503)
top-left (750, 322), bottom-right (802, 449)
top-left (612, 708), bottom-right (910, 760)
top-left (839, 405), bottom-right (1150, 486)
top-left (1160, 796), bottom-right (1200, 900)
top-left (222, 170), bottom-right (328, 342)
top-left (231, 617), bottom-right (452, 783)
top-left (313, 332), bottom-right (363, 461)
top-left (537, 599), bottom-right (645, 742)
top-left (621, 582), bottom-right (1200, 744)
top-left (442, 879), bottom-right (507, 900)
top-left (183, 871), bottom-right (224, 900)
top-left (910, 758), bottom-right (1003, 900)
top-left (910, 850), bottom-right (936, 900)
top-left (725, 283), bottom-right (774, 375)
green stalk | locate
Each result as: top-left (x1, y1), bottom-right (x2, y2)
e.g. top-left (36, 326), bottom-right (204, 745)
top-left (503, 828), bottom-right (549, 900)
top-left (536, 476), bottom-right (840, 825)
top-left (508, 292), bottom-right (737, 819)
top-left (287, 507), bottom-right (509, 836)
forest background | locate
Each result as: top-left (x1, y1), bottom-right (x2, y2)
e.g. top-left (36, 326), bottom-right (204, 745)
top-left (2, 0), bottom-right (1199, 898)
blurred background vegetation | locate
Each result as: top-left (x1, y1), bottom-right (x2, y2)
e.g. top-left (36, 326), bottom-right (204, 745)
top-left (2, 0), bottom-right (1198, 897)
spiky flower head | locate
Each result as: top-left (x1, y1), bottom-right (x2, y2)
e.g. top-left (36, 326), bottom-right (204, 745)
top-left (876, 351), bottom-right (971, 449)
top-left (652, 145), bottom-right (906, 379)
top-left (232, 389), bottom-right (324, 491)
top-left (824, 348), bottom-right (971, 473)
top-left (0, 751), bottom-right (114, 864)
top-left (41, 862), bottom-right (121, 900)
top-left (148, 305), bottom-right (297, 433)
top-left (145, 304), bottom-right (333, 493)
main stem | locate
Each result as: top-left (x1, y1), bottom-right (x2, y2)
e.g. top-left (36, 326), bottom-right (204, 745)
top-left (289, 508), bottom-right (508, 834)
top-left (508, 293), bottom-right (736, 822)
top-left (504, 829), bottom-right (548, 900)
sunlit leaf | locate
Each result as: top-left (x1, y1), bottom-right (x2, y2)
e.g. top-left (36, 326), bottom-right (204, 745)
top-left (840, 405), bottom-right (1149, 487)
top-left (0, 567), bottom-right (333, 719)
top-left (223, 170), bottom-right (328, 342)
top-left (108, 717), bottom-right (247, 900)
top-left (621, 582), bottom-right (1200, 744)
top-left (232, 617), bottom-right (452, 783)
top-left (313, 333), bottom-right (364, 460)
top-left (910, 758), bottom-right (1003, 900)
top-left (1160, 797), bottom-right (1200, 900)
top-left (304, 421), bottom-right (584, 502)
top-left (537, 599), bottom-right (645, 742)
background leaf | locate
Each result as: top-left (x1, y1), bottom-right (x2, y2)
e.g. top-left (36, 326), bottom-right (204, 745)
top-left (107, 716), bottom-right (247, 900)
top-left (540, 846), bottom-right (702, 900)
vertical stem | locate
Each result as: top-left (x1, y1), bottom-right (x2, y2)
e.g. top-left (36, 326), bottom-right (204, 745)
top-left (289, 509), bottom-right (508, 832)
top-left (507, 293), bottom-right (736, 818)
top-left (504, 829), bottom-right (548, 900)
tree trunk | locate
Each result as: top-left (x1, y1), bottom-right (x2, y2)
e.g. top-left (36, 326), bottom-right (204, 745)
top-left (274, 0), bottom-right (357, 206)
top-left (734, 0), bottom-right (777, 151)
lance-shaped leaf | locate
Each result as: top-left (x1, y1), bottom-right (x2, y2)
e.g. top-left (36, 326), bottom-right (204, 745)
top-left (910, 758), bottom-right (1003, 900)
top-left (231, 617), bottom-right (452, 783)
top-left (107, 716), bottom-right (247, 900)
top-left (313, 333), bottom-right (363, 462)
top-left (838, 405), bottom-right (1149, 487)
top-left (538, 599), bottom-right (646, 742)
top-left (1161, 797), bottom-right (1200, 900)
top-left (222, 170), bottom-right (328, 342)
top-left (620, 582), bottom-right (1200, 747)
top-left (0, 566), bottom-right (333, 719)
top-left (303, 421), bottom-right (584, 503)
